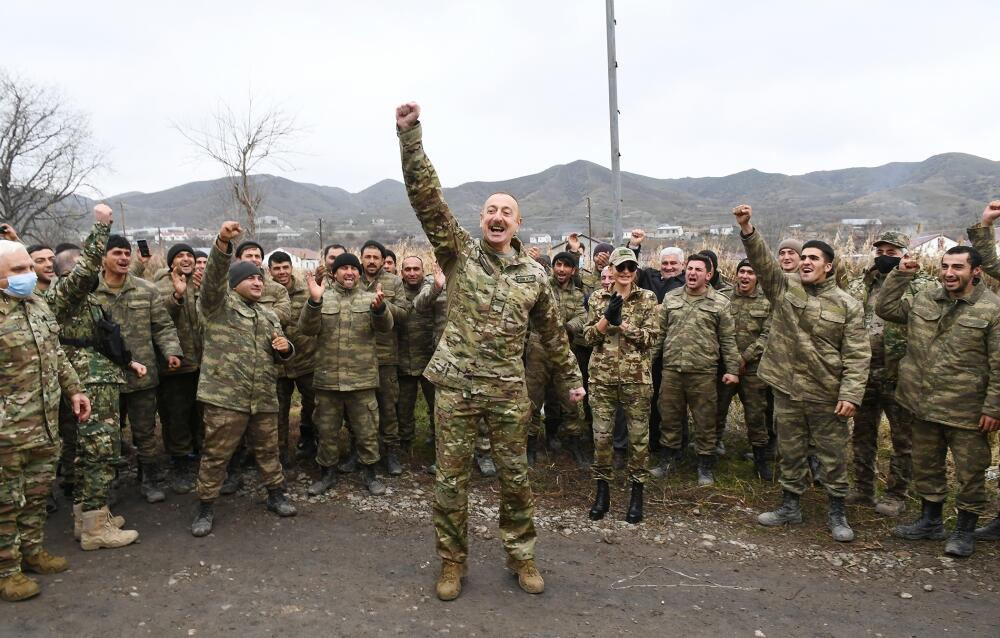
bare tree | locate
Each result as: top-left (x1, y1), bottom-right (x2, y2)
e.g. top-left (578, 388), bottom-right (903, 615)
top-left (0, 70), bottom-right (105, 240)
top-left (175, 93), bottom-right (298, 237)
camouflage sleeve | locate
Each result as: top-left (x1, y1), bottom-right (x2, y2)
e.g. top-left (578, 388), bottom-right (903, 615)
top-left (652, 300), bottom-right (671, 363)
top-left (129, 257), bottom-right (146, 278)
top-left (270, 319), bottom-right (295, 362)
top-left (968, 223), bottom-right (1000, 281)
top-left (49, 221), bottom-right (109, 323)
top-left (398, 123), bottom-right (471, 276)
top-left (413, 280), bottom-right (440, 313)
top-left (299, 298), bottom-right (322, 337)
top-left (838, 301), bottom-right (872, 405)
top-left (582, 294), bottom-right (608, 347)
top-left (717, 304), bottom-right (742, 376)
top-left (619, 296), bottom-right (659, 350)
top-left (873, 269), bottom-right (916, 324)
top-left (743, 312), bottom-right (770, 363)
top-left (149, 284), bottom-right (183, 359)
top-left (155, 273), bottom-right (185, 322)
top-left (373, 304), bottom-right (394, 333)
top-left (199, 241), bottom-right (232, 320)
top-left (530, 282), bottom-right (583, 389)
top-left (57, 344), bottom-right (83, 398)
top-left (564, 295), bottom-right (587, 338)
top-left (983, 315), bottom-right (1000, 420)
top-left (271, 284), bottom-right (292, 327)
top-left (386, 276), bottom-right (411, 326)
top-left (741, 228), bottom-right (788, 305)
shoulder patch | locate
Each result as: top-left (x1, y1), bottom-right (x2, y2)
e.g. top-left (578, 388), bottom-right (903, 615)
top-left (515, 275), bottom-right (537, 283)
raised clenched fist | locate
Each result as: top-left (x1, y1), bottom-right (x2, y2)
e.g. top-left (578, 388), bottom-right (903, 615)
top-left (899, 256), bottom-right (919, 273)
top-left (982, 201), bottom-right (1000, 226)
top-left (732, 204), bottom-right (753, 230)
top-left (94, 203), bottom-right (113, 225)
top-left (219, 221), bottom-right (242, 242)
top-left (396, 102), bottom-right (420, 131)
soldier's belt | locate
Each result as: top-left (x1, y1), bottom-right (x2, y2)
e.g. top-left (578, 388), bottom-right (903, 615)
top-left (60, 336), bottom-right (97, 349)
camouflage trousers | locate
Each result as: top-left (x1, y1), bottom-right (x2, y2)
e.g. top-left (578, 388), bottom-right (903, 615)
top-left (773, 392), bottom-right (849, 497)
top-left (314, 389), bottom-right (380, 468)
top-left (590, 383), bottom-right (651, 484)
top-left (659, 370), bottom-right (718, 456)
top-left (0, 444), bottom-right (58, 577)
top-left (277, 373), bottom-right (316, 456)
top-left (434, 387), bottom-right (535, 564)
top-left (717, 372), bottom-right (770, 448)
top-left (196, 406), bottom-right (284, 501)
top-left (398, 374), bottom-right (435, 446)
top-left (74, 383), bottom-right (122, 511)
top-left (159, 371), bottom-right (203, 458)
top-left (525, 339), bottom-right (582, 439)
top-left (377, 365), bottom-right (400, 450)
top-left (120, 388), bottom-right (160, 466)
top-left (851, 373), bottom-right (912, 500)
top-left (57, 399), bottom-right (77, 489)
top-left (911, 418), bottom-right (991, 515)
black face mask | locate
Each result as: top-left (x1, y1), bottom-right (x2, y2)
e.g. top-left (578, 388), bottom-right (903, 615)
top-left (873, 255), bottom-right (901, 274)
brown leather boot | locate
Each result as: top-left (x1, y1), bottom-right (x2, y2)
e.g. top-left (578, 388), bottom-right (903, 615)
top-left (80, 509), bottom-right (139, 551)
top-left (506, 556), bottom-right (545, 594)
top-left (435, 560), bottom-right (466, 601)
top-left (21, 549), bottom-right (68, 574)
top-left (0, 572), bottom-right (40, 602)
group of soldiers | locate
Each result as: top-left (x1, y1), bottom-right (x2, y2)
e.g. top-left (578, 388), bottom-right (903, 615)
top-left (1, 102), bottom-right (999, 604)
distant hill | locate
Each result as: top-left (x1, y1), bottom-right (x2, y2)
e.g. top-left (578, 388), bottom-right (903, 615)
top-left (90, 152), bottom-right (1000, 241)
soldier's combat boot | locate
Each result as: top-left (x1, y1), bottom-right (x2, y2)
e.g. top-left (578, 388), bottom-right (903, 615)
top-left (21, 549), bottom-right (68, 574)
top-left (191, 501), bottom-right (215, 537)
top-left (475, 452), bottom-right (497, 477)
top-left (80, 509), bottom-right (139, 550)
top-left (170, 456), bottom-right (196, 495)
top-left (0, 573), bottom-right (40, 602)
top-left (714, 439), bottom-right (726, 456)
top-left (73, 502), bottom-right (83, 541)
top-left (436, 559), bottom-right (466, 601)
top-left (696, 455), bottom-right (715, 487)
top-left (566, 435), bottom-right (589, 468)
top-left (751, 446), bottom-right (773, 481)
top-left (506, 557), bottom-right (545, 594)
top-left (827, 496), bottom-right (855, 542)
top-left (845, 489), bottom-right (875, 507)
top-left (974, 511), bottom-right (1000, 541)
top-left (386, 448), bottom-right (403, 477)
top-left (649, 447), bottom-right (678, 479)
top-left (219, 470), bottom-right (243, 496)
top-left (296, 428), bottom-right (317, 461)
top-left (337, 448), bottom-right (358, 474)
top-left (308, 466), bottom-right (337, 496)
top-left (893, 499), bottom-right (946, 540)
top-left (138, 464), bottom-right (166, 503)
top-left (588, 479), bottom-right (610, 521)
top-left (361, 465), bottom-right (386, 496)
top-left (758, 490), bottom-right (803, 526)
top-left (266, 487), bottom-right (297, 517)
top-left (526, 436), bottom-right (539, 467)
top-left (625, 481), bottom-right (644, 524)
top-left (944, 510), bottom-right (978, 558)
top-left (874, 496), bottom-right (907, 517)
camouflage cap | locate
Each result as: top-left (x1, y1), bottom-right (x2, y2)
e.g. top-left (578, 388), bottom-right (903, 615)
top-left (873, 231), bottom-right (910, 249)
top-left (609, 247), bottom-right (638, 267)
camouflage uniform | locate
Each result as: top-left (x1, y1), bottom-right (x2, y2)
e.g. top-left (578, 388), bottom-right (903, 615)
top-left (414, 278), bottom-right (448, 441)
top-left (584, 284), bottom-right (660, 482)
top-left (742, 229), bottom-right (870, 498)
top-left (194, 243), bottom-right (293, 501)
top-left (1, 290), bottom-right (83, 578)
top-left (398, 276), bottom-right (437, 448)
top-left (277, 275), bottom-right (317, 458)
top-left (875, 270), bottom-right (1000, 515)
top-left (716, 285), bottom-right (771, 447)
top-left (92, 271), bottom-right (182, 467)
top-left (399, 122), bottom-right (581, 564)
top-left (846, 255), bottom-right (936, 502)
top-left (655, 287), bottom-right (741, 456)
top-left (361, 268), bottom-right (412, 453)
top-left (259, 279), bottom-right (292, 327)
top-left (579, 267), bottom-right (601, 296)
top-left (299, 280), bottom-right (393, 468)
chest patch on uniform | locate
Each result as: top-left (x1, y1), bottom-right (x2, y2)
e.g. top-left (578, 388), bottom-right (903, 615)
top-left (515, 275), bottom-right (536, 283)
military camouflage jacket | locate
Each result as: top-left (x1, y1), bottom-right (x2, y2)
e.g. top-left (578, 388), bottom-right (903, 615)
top-left (280, 275), bottom-right (317, 379)
top-left (259, 279), bottom-right (292, 327)
top-left (299, 282), bottom-right (393, 391)
top-left (742, 229), bottom-right (871, 405)
top-left (728, 286), bottom-right (771, 372)
top-left (968, 223), bottom-right (1000, 281)
top-left (398, 278), bottom-right (436, 377)
top-left (655, 286), bottom-right (741, 376)
top-left (1, 293), bottom-right (83, 449)
top-left (196, 242), bottom-right (293, 414)
top-left (413, 277), bottom-right (448, 344)
top-left (549, 276), bottom-right (588, 346)
top-left (399, 123), bottom-right (582, 397)
top-left (154, 268), bottom-right (203, 375)
top-left (92, 273), bottom-right (182, 393)
top-left (584, 284), bottom-right (660, 386)
top-left (362, 268), bottom-right (412, 366)
top-left (713, 277), bottom-right (735, 299)
top-left (876, 270), bottom-right (1000, 430)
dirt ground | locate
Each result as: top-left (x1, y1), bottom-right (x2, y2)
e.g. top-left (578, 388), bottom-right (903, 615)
top-left (5, 445), bottom-right (999, 638)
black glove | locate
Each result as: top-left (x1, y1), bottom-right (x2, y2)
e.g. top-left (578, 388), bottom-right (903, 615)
top-left (603, 293), bottom-right (624, 326)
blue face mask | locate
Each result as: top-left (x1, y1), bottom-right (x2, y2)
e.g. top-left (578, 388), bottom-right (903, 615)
top-left (2, 272), bottom-right (38, 298)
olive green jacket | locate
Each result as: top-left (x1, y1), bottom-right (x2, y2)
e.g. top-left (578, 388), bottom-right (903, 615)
top-left (656, 286), bottom-right (741, 376)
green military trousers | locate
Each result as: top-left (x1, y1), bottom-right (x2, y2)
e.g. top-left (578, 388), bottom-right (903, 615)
top-left (74, 383), bottom-right (122, 511)
top-left (773, 391), bottom-right (849, 497)
top-left (0, 444), bottom-right (58, 577)
top-left (196, 405), bottom-right (285, 501)
top-left (911, 418), bottom-right (991, 515)
top-left (590, 383), bottom-right (651, 483)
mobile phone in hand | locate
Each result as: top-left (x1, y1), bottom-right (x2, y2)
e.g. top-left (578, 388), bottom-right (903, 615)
top-left (137, 239), bottom-right (150, 258)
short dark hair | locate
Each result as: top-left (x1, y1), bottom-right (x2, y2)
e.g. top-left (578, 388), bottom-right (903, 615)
top-left (235, 240), bottom-right (264, 258)
top-left (384, 249), bottom-right (397, 263)
top-left (802, 240), bottom-right (835, 263)
top-left (686, 254), bottom-right (712, 270)
top-left (323, 243), bottom-right (346, 259)
top-left (944, 245), bottom-right (982, 269)
top-left (106, 235), bottom-right (131, 253)
top-left (268, 250), bottom-right (292, 267)
top-left (26, 244), bottom-right (52, 256)
top-left (361, 239), bottom-right (386, 258)
top-left (696, 249), bottom-right (718, 272)
top-left (54, 242), bottom-right (80, 255)
top-left (552, 251), bottom-right (579, 269)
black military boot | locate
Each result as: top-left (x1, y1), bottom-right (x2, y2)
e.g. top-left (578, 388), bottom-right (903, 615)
top-left (751, 446), bottom-right (773, 481)
top-left (385, 448), bottom-right (403, 477)
top-left (526, 436), bottom-right (539, 467)
top-left (827, 495), bottom-right (855, 542)
top-left (139, 463), bottom-right (166, 503)
top-left (266, 487), bottom-right (298, 517)
top-left (170, 456), bottom-right (196, 495)
top-left (361, 465), bottom-right (386, 496)
top-left (337, 441), bottom-right (358, 473)
top-left (944, 510), bottom-right (978, 558)
top-left (649, 447), bottom-right (677, 479)
top-left (566, 435), bottom-right (589, 468)
top-left (296, 426), bottom-right (317, 461)
top-left (974, 511), bottom-right (1000, 541)
top-left (191, 501), bottom-right (214, 537)
top-left (219, 470), bottom-right (243, 496)
top-left (696, 455), bottom-right (715, 487)
top-left (308, 466), bottom-right (337, 496)
top-left (625, 482), bottom-right (644, 524)
top-left (758, 490), bottom-right (803, 526)
top-left (893, 499), bottom-right (946, 540)
top-left (588, 479), bottom-right (610, 521)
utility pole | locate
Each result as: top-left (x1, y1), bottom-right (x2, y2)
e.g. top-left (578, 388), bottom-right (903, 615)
top-left (318, 218), bottom-right (324, 252)
top-left (606, 0), bottom-right (623, 245)
top-left (118, 202), bottom-right (127, 236)
top-left (586, 197), bottom-right (594, 265)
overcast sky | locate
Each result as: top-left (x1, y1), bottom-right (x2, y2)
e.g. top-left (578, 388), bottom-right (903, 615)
top-left (4, 0), bottom-right (999, 197)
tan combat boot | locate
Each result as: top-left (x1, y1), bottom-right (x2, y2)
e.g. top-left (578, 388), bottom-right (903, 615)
top-left (506, 557), bottom-right (544, 594)
top-left (435, 560), bottom-right (467, 601)
top-left (80, 509), bottom-right (139, 551)
top-left (104, 507), bottom-right (126, 529)
top-left (21, 549), bottom-right (68, 574)
top-left (0, 572), bottom-right (40, 602)
top-left (74, 505), bottom-right (124, 541)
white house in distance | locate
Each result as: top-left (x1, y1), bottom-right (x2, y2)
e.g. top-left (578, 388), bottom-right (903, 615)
top-left (651, 224), bottom-right (684, 239)
top-left (529, 233), bottom-right (552, 244)
top-left (909, 233), bottom-right (960, 258)
top-left (709, 224), bottom-right (733, 236)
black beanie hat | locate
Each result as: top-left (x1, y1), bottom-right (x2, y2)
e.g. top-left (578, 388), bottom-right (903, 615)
top-left (106, 235), bottom-right (131, 253)
top-left (736, 258), bottom-right (752, 272)
top-left (167, 243), bottom-right (194, 267)
top-left (552, 251), bottom-right (579, 268)
top-left (228, 261), bottom-right (262, 289)
top-left (331, 253), bottom-right (362, 273)
top-left (235, 240), bottom-right (264, 259)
